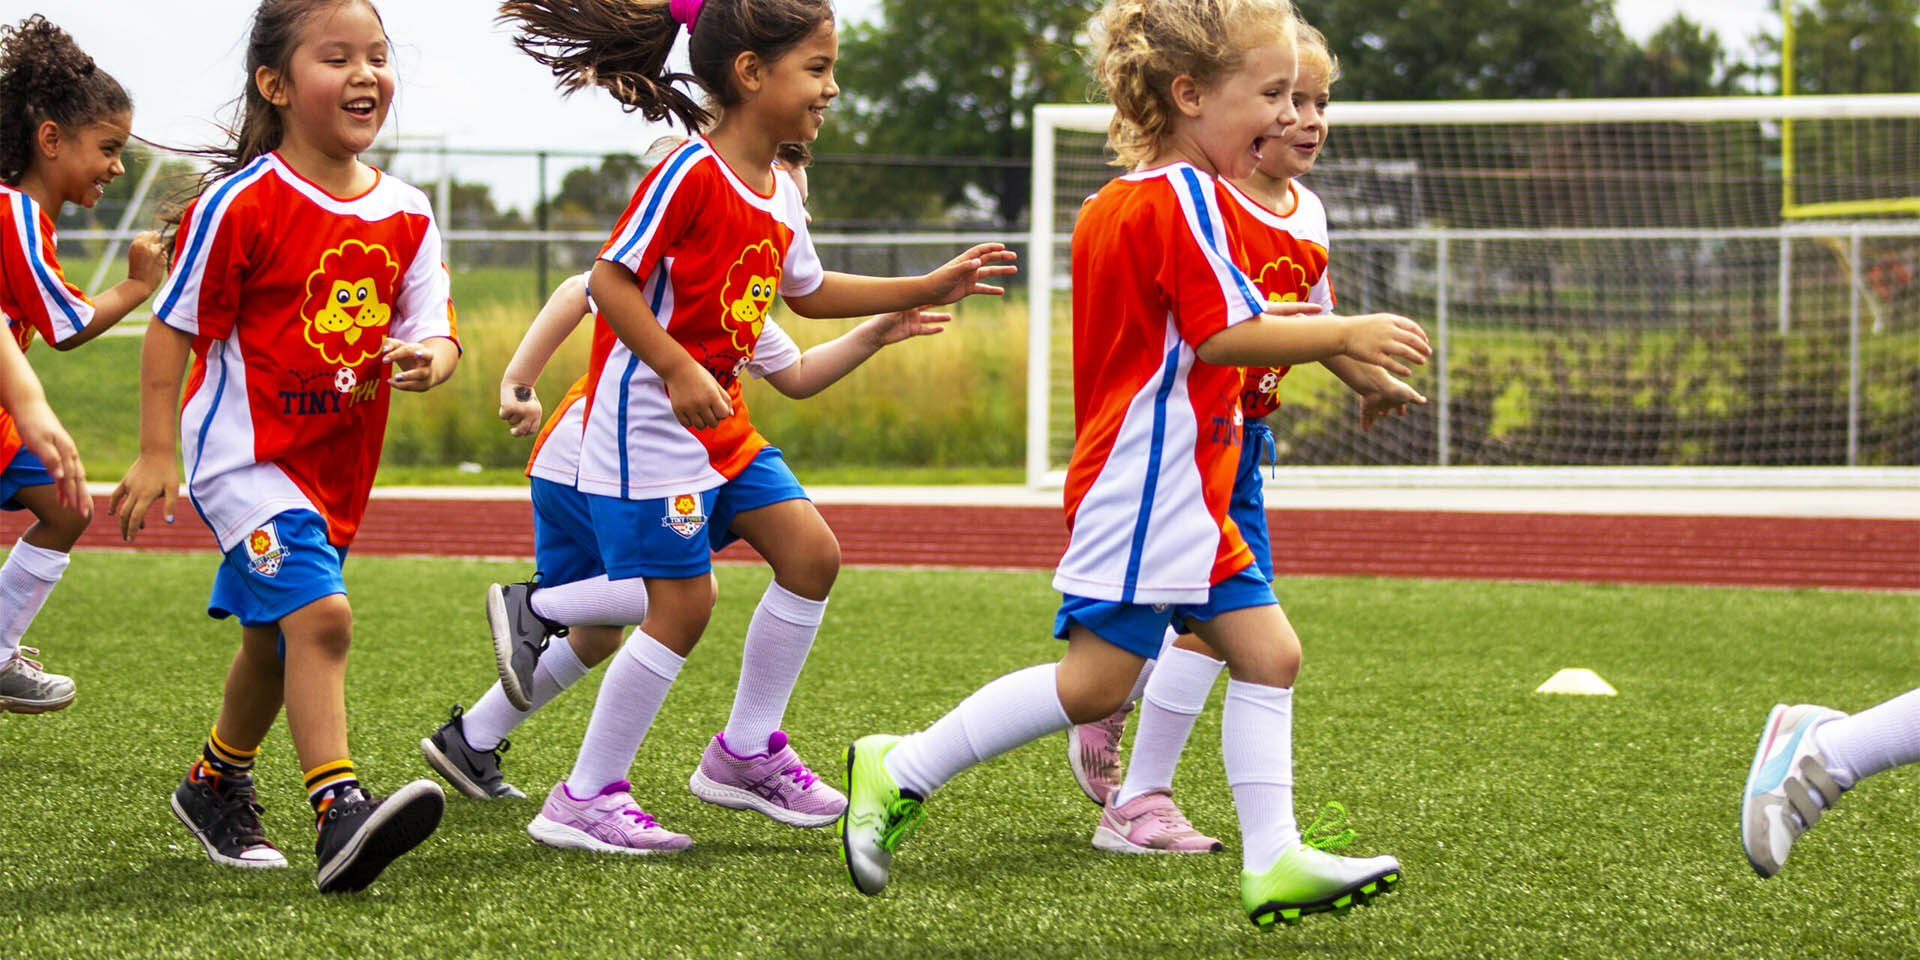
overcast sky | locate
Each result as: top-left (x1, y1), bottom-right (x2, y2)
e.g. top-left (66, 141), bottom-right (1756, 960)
top-left (30, 0), bottom-right (1782, 210)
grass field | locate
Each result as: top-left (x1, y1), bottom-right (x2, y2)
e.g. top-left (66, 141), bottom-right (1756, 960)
top-left (3, 552), bottom-right (1917, 958)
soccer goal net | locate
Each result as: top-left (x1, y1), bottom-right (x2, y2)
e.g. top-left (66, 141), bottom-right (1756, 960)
top-left (1026, 95), bottom-right (1920, 487)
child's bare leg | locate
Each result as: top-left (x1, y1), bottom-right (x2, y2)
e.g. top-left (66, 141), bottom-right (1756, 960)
top-left (212, 625), bottom-right (286, 753)
top-left (279, 593), bottom-right (356, 806)
top-left (0, 484), bottom-right (89, 662)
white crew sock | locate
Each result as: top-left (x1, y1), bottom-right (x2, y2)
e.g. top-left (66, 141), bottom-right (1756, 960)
top-left (564, 632), bottom-right (684, 796)
top-left (461, 636), bottom-right (593, 751)
top-left (0, 539), bottom-right (70, 661)
top-left (1223, 679), bottom-right (1299, 873)
top-left (530, 575), bottom-right (649, 626)
top-left (884, 663), bottom-right (1071, 797)
top-left (1814, 687), bottom-right (1920, 790)
top-left (722, 581), bottom-right (827, 754)
top-left (1114, 643), bottom-right (1225, 807)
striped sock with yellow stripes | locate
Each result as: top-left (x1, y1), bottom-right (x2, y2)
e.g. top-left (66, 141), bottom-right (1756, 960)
top-left (305, 759), bottom-right (362, 821)
top-left (200, 726), bottom-right (258, 778)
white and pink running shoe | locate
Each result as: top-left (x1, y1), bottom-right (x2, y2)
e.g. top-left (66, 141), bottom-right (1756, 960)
top-left (527, 780), bottom-right (691, 855)
top-left (688, 731), bottom-right (846, 828)
top-left (1092, 789), bottom-right (1224, 854)
top-left (1068, 707), bottom-right (1128, 806)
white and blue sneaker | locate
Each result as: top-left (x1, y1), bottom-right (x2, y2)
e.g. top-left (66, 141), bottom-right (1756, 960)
top-left (1741, 703), bottom-right (1846, 878)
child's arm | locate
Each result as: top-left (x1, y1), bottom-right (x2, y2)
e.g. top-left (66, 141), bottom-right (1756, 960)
top-left (761, 307), bottom-right (950, 400)
top-left (499, 273), bottom-right (589, 436)
top-left (589, 259), bottom-right (731, 429)
top-left (1196, 301), bottom-right (1430, 376)
top-left (783, 244), bottom-right (1017, 319)
top-left (52, 232), bottom-right (167, 350)
top-left (108, 318), bottom-right (191, 541)
top-left (1321, 355), bottom-right (1427, 431)
top-left (381, 336), bottom-right (460, 392)
top-left (0, 334), bottom-right (86, 512)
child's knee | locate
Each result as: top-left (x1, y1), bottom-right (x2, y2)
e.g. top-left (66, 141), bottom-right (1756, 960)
top-left (774, 533), bottom-right (839, 599)
top-left (1055, 672), bottom-right (1131, 724)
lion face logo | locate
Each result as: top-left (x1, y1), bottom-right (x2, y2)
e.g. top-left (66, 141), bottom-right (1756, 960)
top-left (1255, 256), bottom-right (1311, 305)
top-left (719, 240), bottom-right (781, 353)
top-left (301, 240), bottom-right (400, 366)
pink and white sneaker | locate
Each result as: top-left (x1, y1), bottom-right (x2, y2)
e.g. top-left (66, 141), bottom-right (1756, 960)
top-left (526, 780), bottom-right (691, 855)
top-left (1092, 789), bottom-right (1224, 854)
top-left (1068, 707), bottom-right (1128, 806)
top-left (688, 730), bottom-right (846, 828)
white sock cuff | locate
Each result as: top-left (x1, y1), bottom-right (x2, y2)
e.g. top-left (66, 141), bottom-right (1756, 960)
top-left (759, 580), bottom-right (827, 627)
top-left (6, 539), bottom-right (69, 582)
top-left (622, 631), bottom-right (686, 680)
top-left (539, 635), bottom-right (591, 687)
top-left (1143, 645), bottom-right (1224, 715)
top-left (1223, 679), bottom-right (1294, 788)
top-left (1157, 626), bottom-right (1182, 656)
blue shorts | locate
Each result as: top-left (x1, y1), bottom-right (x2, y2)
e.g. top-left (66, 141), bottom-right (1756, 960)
top-left (0, 447), bottom-right (52, 512)
top-left (1234, 421), bottom-right (1276, 583)
top-left (585, 446), bottom-right (807, 581)
top-left (531, 476), bottom-right (604, 586)
top-left (1052, 565), bottom-right (1277, 659)
top-left (208, 510), bottom-right (348, 628)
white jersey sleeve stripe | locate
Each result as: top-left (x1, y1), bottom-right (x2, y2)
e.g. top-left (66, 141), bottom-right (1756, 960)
top-left (604, 141), bottom-right (706, 268)
top-left (1173, 167), bottom-right (1264, 318)
top-left (15, 194), bottom-right (90, 339)
top-left (153, 156), bottom-right (274, 328)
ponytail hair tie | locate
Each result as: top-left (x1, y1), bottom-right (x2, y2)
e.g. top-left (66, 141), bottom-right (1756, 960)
top-left (668, 0), bottom-right (705, 29)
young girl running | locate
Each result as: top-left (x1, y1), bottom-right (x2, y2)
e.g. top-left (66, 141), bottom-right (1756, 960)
top-left (0, 15), bottom-right (166, 715)
top-left (839, 0), bottom-right (1428, 926)
top-left (110, 0), bottom-right (456, 893)
top-left (1071, 19), bottom-right (1425, 855)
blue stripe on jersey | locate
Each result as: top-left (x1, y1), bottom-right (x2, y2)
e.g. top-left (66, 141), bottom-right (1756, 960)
top-left (185, 339), bottom-right (232, 533)
top-left (16, 196), bottom-right (84, 337)
top-left (156, 156), bottom-right (272, 321)
top-left (1176, 167), bottom-right (1263, 316)
top-left (608, 142), bottom-right (704, 265)
top-left (615, 262), bottom-right (673, 496)
top-left (1121, 342), bottom-right (1184, 604)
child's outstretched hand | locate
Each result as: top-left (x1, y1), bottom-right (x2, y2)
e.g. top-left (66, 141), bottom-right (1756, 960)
top-left (127, 230), bottom-right (168, 289)
top-left (499, 381), bottom-right (543, 436)
top-left (923, 243), bottom-right (1018, 305)
top-left (12, 403), bottom-right (87, 515)
top-left (109, 453), bottom-right (177, 543)
top-left (383, 337), bottom-right (456, 392)
top-left (1339, 313), bottom-right (1430, 377)
top-left (1358, 373), bottom-right (1427, 431)
top-left (867, 306), bottom-right (951, 348)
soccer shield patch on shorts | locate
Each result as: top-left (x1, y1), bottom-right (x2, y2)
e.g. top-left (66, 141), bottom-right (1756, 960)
top-left (245, 522), bottom-right (288, 577)
top-left (662, 493), bottom-right (708, 539)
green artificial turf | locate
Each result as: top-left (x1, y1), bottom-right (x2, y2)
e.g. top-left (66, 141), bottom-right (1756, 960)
top-left (2, 553), bottom-right (1915, 958)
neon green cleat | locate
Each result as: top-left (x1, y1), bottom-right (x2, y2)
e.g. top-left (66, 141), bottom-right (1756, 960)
top-left (1240, 842), bottom-right (1401, 927)
top-left (837, 734), bottom-right (926, 896)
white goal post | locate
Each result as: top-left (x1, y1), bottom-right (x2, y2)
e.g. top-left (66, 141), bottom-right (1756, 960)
top-left (1026, 95), bottom-right (1920, 488)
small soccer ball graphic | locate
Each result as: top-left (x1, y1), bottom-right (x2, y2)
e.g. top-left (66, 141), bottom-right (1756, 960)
top-left (1256, 371), bottom-right (1280, 393)
top-left (334, 367), bottom-right (358, 394)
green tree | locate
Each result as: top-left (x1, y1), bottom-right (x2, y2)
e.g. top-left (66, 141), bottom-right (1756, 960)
top-left (815, 0), bottom-right (1101, 227)
top-left (549, 153), bottom-right (650, 230)
top-left (1314, 0), bottom-right (1639, 101)
top-left (1757, 0), bottom-right (1920, 94)
top-left (1619, 15), bottom-right (1741, 96)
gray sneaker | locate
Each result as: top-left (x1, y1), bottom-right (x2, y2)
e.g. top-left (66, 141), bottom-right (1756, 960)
top-left (486, 581), bottom-right (562, 711)
top-left (420, 704), bottom-right (526, 799)
top-left (0, 647), bottom-right (75, 714)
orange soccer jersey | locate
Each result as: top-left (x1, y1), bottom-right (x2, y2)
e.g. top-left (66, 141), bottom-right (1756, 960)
top-left (0, 183), bottom-right (95, 471)
top-left (152, 154), bottom-right (458, 551)
top-left (1053, 163), bottom-right (1267, 605)
top-left (1220, 178), bottom-right (1335, 421)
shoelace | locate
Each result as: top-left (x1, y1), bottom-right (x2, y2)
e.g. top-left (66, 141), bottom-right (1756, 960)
top-left (782, 762), bottom-right (819, 789)
top-left (207, 775), bottom-right (274, 848)
top-left (878, 796), bottom-right (925, 853)
top-left (1302, 801), bottom-right (1358, 853)
top-left (6, 646), bottom-right (45, 673)
top-left (619, 806), bottom-right (660, 830)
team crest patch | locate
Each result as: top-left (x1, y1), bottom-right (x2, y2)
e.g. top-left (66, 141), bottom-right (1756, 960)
top-left (662, 494), bottom-right (708, 539)
top-left (245, 523), bottom-right (287, 578)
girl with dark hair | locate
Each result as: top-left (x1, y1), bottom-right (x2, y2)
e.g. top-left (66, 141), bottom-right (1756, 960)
top-left (109, 0), bottom-right (457, 894)
top-left (488, 0), bottom-right (1015, 854)
top-left (0, 14), bottom-right (165, 716)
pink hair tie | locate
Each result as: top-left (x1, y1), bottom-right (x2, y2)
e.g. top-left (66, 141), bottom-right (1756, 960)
top-left (668, 0), bottom-right (705, 28)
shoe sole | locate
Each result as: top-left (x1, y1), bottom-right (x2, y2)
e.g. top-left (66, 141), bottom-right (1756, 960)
top-left (168, 792), bottom-right (288, 869)
top-left (316, 781), bottom-right (445, 893)
top-left (1248, 868), bottom-right (1401, 927)
top-left (526, 814), bottom-right (689, 855)
top-left (486, 585), bottom-right (533, 712)
top-left (1091, 825), bottom-right (1223, 855)
top-left (0, 691), bottom-right (76, 714)
top-left (1065, 728), bottom-right (1111, 807)
top-left (688, 769), bottom-right (841, 828)
top-left (420, 736), bottom-right (523, 800)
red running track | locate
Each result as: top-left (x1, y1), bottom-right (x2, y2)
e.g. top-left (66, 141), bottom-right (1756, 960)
top-left (10, 495), bottom-right (1916, 591)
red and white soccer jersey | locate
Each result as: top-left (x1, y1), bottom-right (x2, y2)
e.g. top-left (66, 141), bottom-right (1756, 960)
top-left (1053, 163), bottom-right (1267, 605)
top-left (579, 136), bottom-right (821, 500)
top-left (1221, 178), bottom-right (1335, 420)
top-left (0, 183), bottom-right (95, 469)
top-left (153, 153), bottom-right (458, 551)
